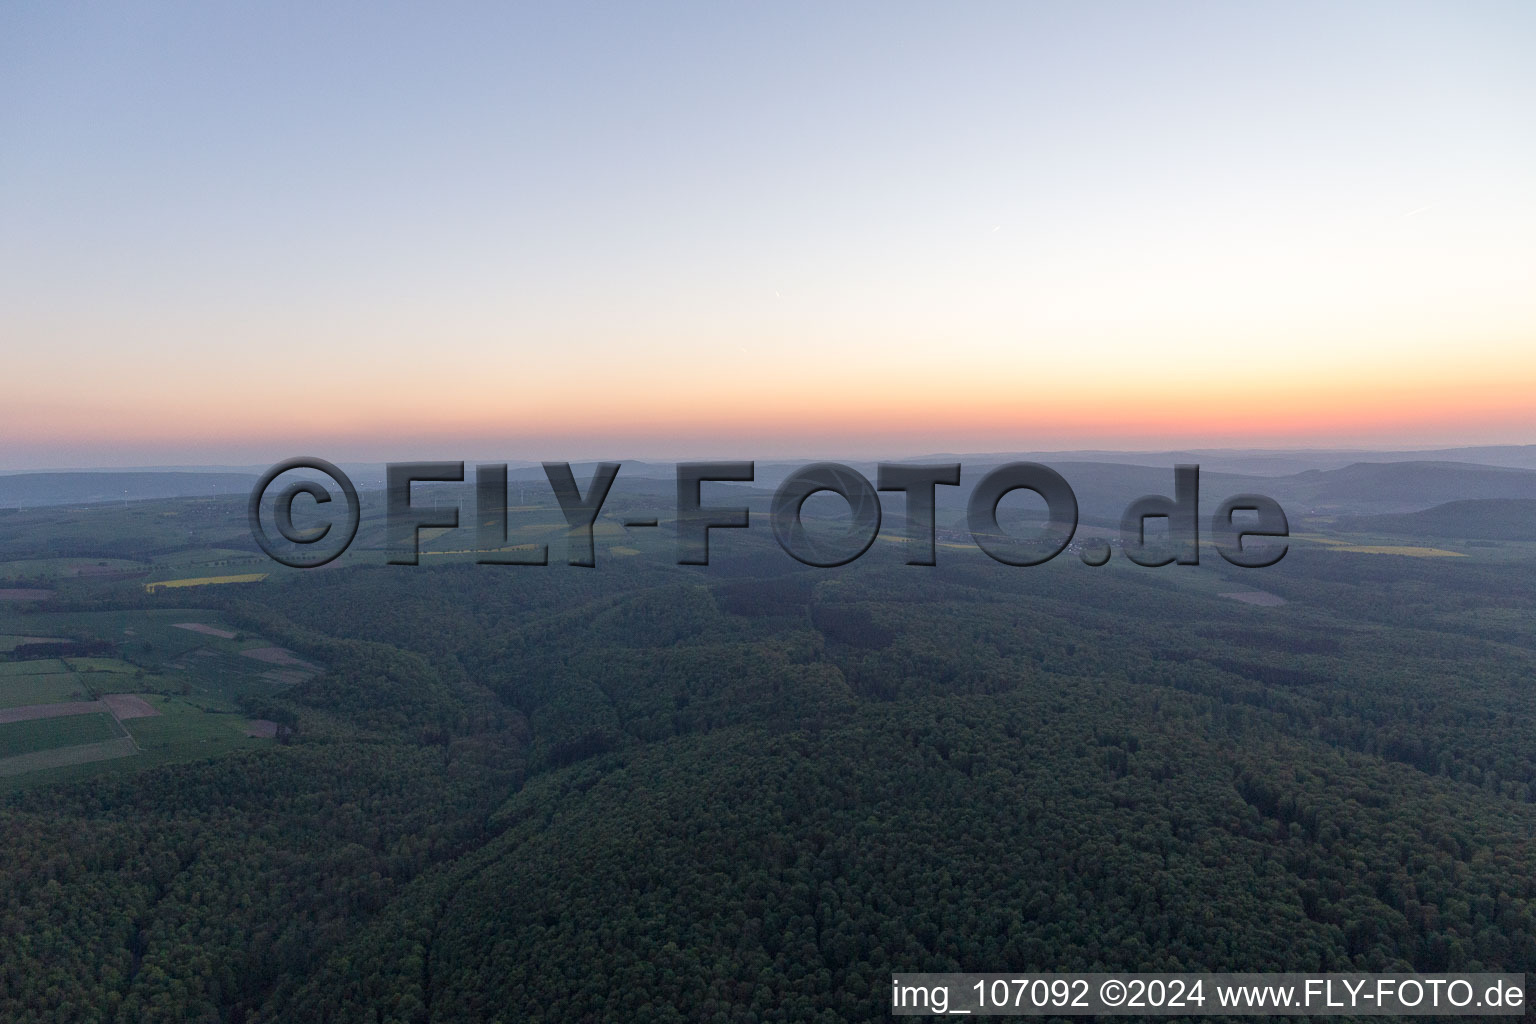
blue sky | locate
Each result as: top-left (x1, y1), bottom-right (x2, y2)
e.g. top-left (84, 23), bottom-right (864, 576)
top-left (3, 2), bottom-right (1534, 467)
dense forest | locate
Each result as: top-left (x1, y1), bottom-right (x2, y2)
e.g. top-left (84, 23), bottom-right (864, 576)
top-left (0, 492), bottom-right (1533, 1021)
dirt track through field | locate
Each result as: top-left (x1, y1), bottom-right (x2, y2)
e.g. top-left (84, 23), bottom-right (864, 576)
top-left (0, 701), bottom-right (105, 723)
top-left (173, 622), bottom-right (238, 639)
top-left (101, 694), bottom-right (158, 719)
top-left (0, 695), bottom-right (161, 724)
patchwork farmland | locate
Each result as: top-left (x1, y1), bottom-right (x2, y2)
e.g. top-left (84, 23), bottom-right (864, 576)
top-left (0, 574), bottom-right (319, 786)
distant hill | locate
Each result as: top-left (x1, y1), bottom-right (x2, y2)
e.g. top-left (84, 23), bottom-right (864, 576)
top-left (1280, 462), bottom-right (1536, 510)
top-left (1338, 499), bottom-right (1536, 541)
top-left (904, 445), bottom-right (1536, 476)
top-left (0, 471), bottom-right (257, 507)
top-left (6, 456), bottom-right (1536, 516)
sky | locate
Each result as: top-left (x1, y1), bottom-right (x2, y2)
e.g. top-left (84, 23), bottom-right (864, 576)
top-left (3, 1), bottom-right (1534, 468)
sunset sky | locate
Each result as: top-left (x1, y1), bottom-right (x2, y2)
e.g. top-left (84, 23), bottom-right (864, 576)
top-left (3, 1), bottom-right (1534, 468)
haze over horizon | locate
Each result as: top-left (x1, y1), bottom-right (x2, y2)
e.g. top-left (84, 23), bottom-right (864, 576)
top-left (9, 443), bottom-right (1536, 478)
top-left (5, 1), bottom-right (1534, 468)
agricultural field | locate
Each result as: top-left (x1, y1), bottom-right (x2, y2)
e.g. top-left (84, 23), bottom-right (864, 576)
top-left (1328, 544), bottom-right (1467, 557)
top-left (0, 597), bottom-right (312, 784)
top-left (0, 658), bottom-right (70, 676)
top-left (0, 671), bottom-right (91, 709)
top-left (0, 654), bottom-right (150, 710)
top-left (144, 572), bottom-right (268, 593)
top-left (7, 607), bottom-right (254, 663)
top-left (64, 656), bottom-right (139, 673)
top-left (152, 546), bottom-right (271, 570)
top-left (121, 694), bottom-right (266, 763)
top-left (0, 712), bottom-right (123, 757)
top-left (0, 487), bottom-right (357, 793)
top-left (0, 735), bottom-right (139, 778)
top-left (0, 709), bottom-right (138, 779)
top-left (0, 557), bottom-right (145, 580)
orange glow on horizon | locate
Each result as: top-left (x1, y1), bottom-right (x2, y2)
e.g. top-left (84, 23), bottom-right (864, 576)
top-left (10, 355), bottom-right (1533, 462)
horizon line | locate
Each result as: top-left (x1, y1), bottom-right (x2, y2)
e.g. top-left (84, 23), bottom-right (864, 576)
top-left (5, 440), bottom-right (1536, 475)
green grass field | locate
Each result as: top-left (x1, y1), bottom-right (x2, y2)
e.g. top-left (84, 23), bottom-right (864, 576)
top-left (0, 696), bottom-right (275, 789)
top-left (64, 657), bottom-right (139, 673)
top-left (0, 713), bottom-right (123, 758)
top-left (0, 557), bottom-right (144, 580)
top-left (153, 547), bottom-right (268, 569)
top-left (0, 672), bottom-right (90, 709)
top-left (0, 603), bottom-right (304, 787)
top-left (11, 608), bottom-right (246, 664)
top-left (0, 659), bottom-right (69, 676)
top-left (122, 696), bottom-right (263, 762)
top-left (0, 737), bottom-right (139, 778)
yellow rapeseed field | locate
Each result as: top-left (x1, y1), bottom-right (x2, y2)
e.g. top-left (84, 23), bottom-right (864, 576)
top-left (144, 573), bottom-right (268, 593)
